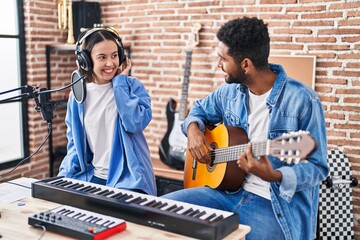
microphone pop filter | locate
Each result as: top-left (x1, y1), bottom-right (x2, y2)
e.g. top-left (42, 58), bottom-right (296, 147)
top-left (71, 70), bottom-right (86, 103)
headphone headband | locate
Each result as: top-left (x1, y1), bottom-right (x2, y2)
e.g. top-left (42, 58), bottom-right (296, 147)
top-left (76, 27), bottom-right (120, 46)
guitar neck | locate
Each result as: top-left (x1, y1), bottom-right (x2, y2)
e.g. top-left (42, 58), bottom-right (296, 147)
top-left (212, 141), bottom-right (268, 164)
top-left (179, 50), bottom-right (192, 121)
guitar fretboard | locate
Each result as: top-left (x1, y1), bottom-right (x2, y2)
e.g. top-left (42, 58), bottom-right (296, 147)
top-left (211, 141), bottom-right (269, 164)
top-left (179, 50), bottom-right (192, 121)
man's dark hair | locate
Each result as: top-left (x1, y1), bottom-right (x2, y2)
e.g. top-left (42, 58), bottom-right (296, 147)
top-left (216, 17), bottom-right (270, 70)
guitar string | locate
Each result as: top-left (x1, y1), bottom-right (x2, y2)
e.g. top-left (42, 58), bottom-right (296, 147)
top-left (207, 142), bottom-right (268, 164)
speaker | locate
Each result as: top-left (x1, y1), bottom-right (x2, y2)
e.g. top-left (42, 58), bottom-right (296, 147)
top-left (155, 176), bottom-right (183, 196)
top-left (72, 1), bottom-right (101, 40)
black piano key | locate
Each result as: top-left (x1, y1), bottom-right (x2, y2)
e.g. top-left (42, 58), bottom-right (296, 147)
top-left (171, 206), bottom-right (184, 213)
top-left (165, 204), bottom-right (177, 211)
top-left (58, 181), bottom-right (74, 187)
top-left (151, 201), bottom-right (162, 208)
top-left (119, 194), bottom-right (133, 201)
top-left (181, 208), bottom-right (194, 215)
top-left (153, 202), bottom-right (167, 209)
top-left (78, 185), bottom-right (92, 192)
top-left (71, 183), bottom-right (85, 190)
top-left (143, 199), bottom-right (156, 206)
top-left (96, 189), bottom-right (110, 196)
top-left (84, 216), bottom-right (95, 222)
top-left (137, 198), bottom-right (148, 205)
top-left (64, 210), bottom-right (75, 216)
top-left (88, 187), bottom-right (102, 194)
top-left (101, 220), bottom-right (110, 226)
top-left (92, 218), bottom-right (102, 224)
top-left (211, 215), bottom-right (224, 222)
top-left (144, 200), bottom-right (157, 207)
top-left (193, 210), bottom-right (206, 218)
top-left (53, 180), bottom-right (68, 187)
top-left (102, 190), bottom-right (115, 197)
top-left (56, 208), bottom-right (67, 214)
top-left (148, 201), bottom-right (162, 208)
top-left (77, 213), bottom-right (86, 219)
top-left (89, 217), bottom-right (99, 223)
top-left (66, 182), bottom-right (81, 189)
top-left (188, 209), bottom-right (200, 217)
top-left (204, 213), bottom-right (217, 221)
top-left (84, 186), bottom-right (97, 193)
top-left (109, 192), bottom-right (124, 199)
top-left (157, 202), bottom-right (168, 209)
top-left (61, 209), bottom-right (71, 215)
top-left (50, 179), bottom-right (65, 185)
top-left (103, 221), bottom-right (115, 227)
top-left (72, 212), bottom-right (82, 218)
top-left (128, 197), bottom-right (146, 204)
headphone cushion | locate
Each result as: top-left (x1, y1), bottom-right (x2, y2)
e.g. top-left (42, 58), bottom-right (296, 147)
top-left (76, 50), bottom-right (92, 71)
top-left (118, 46), bottom-right (126, 65)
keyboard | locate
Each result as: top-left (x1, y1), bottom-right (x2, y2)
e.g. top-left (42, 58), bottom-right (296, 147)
top-left (28, 205), bottom-right (126, 240)
top-left (32, 176), bottom-right (239, 240)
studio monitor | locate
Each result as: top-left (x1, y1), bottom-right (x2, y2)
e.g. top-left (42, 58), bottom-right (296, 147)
top-left (72, 1), bottom-right (101, 40)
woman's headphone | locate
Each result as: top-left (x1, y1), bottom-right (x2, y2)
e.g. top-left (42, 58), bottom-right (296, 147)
top-left (75, 27), bottom-right (126, 71)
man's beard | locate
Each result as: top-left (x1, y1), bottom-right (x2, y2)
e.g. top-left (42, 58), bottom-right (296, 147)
top-left (225, 68), bottom-right (246, 84)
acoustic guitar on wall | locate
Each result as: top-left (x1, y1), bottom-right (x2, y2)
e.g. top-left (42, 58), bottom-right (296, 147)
top-left (159, 23), bottom-right (202, 170)
top-left (184, 124), bottom-right (316, 191)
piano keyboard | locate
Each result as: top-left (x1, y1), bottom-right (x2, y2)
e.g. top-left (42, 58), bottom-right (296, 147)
top-left (28, 205), bottom-right (126, 240)
top-left (32, 176), bottom-right (239, 240)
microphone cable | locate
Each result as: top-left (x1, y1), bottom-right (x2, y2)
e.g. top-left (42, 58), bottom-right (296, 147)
top-left (0, 123), bottom-right (52, 179)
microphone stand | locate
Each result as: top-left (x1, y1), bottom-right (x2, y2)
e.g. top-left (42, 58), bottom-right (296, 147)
top-left (0, 85), bottom-right (38, 103)
top-left (0, 74), bottom-right (86, 118)
top-left (0, 73), bottom-right (86, 178)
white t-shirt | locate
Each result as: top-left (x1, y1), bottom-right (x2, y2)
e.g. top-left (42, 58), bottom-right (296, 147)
top-left (84, 82), bottom-right (117, 180)
top-left (242, 88), bottom-right (272, 200)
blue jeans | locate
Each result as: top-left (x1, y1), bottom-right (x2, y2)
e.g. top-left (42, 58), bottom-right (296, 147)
top-left (90, 175), bottom-right (107, 185)
top-left (163, 187), bottom-right (285, 240)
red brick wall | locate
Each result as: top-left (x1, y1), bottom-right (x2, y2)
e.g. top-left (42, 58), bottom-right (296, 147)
top-left (1, 0), bottom-right (360, 237)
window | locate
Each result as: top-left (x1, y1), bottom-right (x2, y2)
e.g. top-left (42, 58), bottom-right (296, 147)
top-left (0, 0), bottom-right (28, 169)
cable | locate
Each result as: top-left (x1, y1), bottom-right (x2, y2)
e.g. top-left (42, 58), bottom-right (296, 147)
top-left (39, 74), bottom-right (85, 95)
top-left (0, 123), bottom-right (52, 178)
top-left (34, 224), bottom-right (46, 240)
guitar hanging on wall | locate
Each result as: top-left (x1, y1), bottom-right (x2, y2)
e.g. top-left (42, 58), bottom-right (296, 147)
top-left (159, 23), bottom-right (202, 170)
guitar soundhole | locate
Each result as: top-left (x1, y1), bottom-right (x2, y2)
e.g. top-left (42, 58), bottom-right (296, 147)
top-left (207, 142), bottom-right (218, 171)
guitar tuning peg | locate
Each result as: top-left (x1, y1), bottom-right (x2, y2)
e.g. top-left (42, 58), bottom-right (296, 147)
top-left (286, 158), bottom-right (293, 164)
top-left (294, 158), bottom-right (301, 164)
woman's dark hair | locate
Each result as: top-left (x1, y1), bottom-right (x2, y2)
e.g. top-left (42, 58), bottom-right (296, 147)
top-left (80, 30), bottom-right (120, 82)
top-left (216, 17), bottom-right (270, 70)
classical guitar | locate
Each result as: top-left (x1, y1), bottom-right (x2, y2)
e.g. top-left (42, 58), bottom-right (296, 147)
top-left (159, 23), bottom-right (202, 170)
top-left (184, 124), bottom-right (316, 191)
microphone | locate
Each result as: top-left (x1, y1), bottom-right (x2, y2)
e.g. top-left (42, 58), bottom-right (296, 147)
top-left (71, 70), bottom-right (86, 103)
top-left (36, 88), bottom-right (54, 123)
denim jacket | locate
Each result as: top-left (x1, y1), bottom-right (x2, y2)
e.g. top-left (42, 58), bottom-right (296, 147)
top-left (58, 74), bottom-right (157, 196)
top-left (181, 64), bottom-right (329, 240)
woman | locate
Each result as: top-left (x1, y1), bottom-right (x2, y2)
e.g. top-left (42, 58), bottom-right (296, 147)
top-left (58, 28), bottom-right (156, 195)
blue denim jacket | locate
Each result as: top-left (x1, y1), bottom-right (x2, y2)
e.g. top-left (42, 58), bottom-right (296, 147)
top-left (58, 75), bottom-right (157, 196)
top-left (181, 64), bottom-right (329, 240)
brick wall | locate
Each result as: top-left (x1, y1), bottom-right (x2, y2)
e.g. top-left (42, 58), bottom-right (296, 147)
top-left (1, 0), bottom-right (359, 238)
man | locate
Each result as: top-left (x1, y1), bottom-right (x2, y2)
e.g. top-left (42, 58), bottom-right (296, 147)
top-left (163, 17), bottom-right (329, 240)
